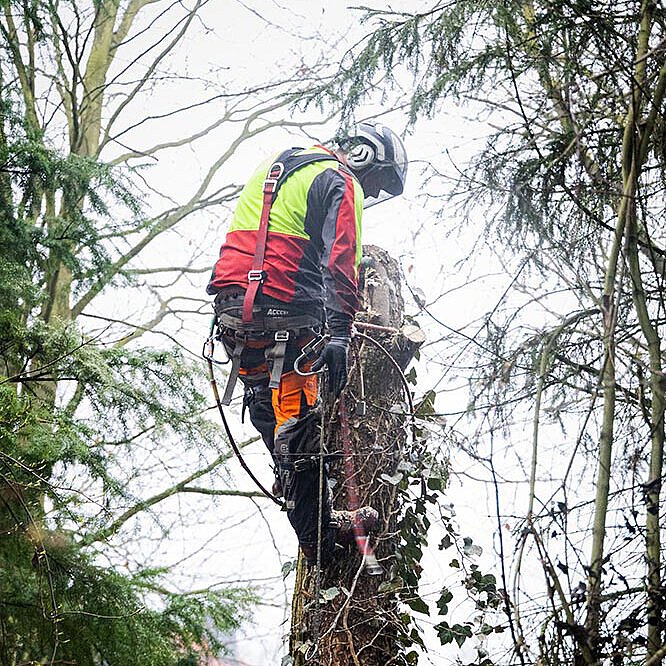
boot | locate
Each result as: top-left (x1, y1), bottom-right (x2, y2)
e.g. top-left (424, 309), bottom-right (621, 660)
top-left (300, 537), bottom-right (340, 568)
top-left (331, 506), bottom-right (379, 547)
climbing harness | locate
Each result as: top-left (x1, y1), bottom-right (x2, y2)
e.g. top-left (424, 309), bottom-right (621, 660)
top-left (214, 148), bottom-right (345, 406)
top-left (215, 309), bottom-right (322, 405)
top-left (241, 148), bottom-right (337, 324)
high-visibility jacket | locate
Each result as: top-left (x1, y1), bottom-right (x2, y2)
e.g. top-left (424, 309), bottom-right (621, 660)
top-left (207, 146), bottom-right (364, 320)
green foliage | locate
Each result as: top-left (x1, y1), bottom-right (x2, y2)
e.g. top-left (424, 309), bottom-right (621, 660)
top-left (321, 1), bottom-right (655, 265)
top-left (0, 32), bottom-right (251, 666)
top-left (435, 620), bottom-right (473, 647)
top-left (0, 90), bottom-right (141, 311)
top-left (373, 363), bottom-right (503, 663)
top-left (0, 535), bottom-right (254, 665)
top-left (332, 2), bottom-right (494, 122)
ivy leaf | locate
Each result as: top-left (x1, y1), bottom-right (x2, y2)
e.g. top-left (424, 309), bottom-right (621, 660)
top-left (437, 621), bottom-right (473, 647)
top-left (320, 587), bottom-right (340, 602)
top-left (281, 559), bottom-right (297, 579)
top-left (427, 476), bottom-right (445, 491)
top-left (463, 536), bottom-right (482, 557)
top-left (436, 587), bottom-right (454, 615)
top-left (453, 624), bottom-right (473, 647)
top-left (478, 573), bottom-right (497, 593)
top-left (439, 534), bottom-right (453, 550)
top-left (378, 578), bottom-right (404, 594)
top-left (409, 626), bottom-right (426, 648)
top-left (435, 620), bottom-right (454, 645)
top-left (405, 594), bottom-right (429, 615)
top-left (414, 389), bottom-right (436, 417)
top-left (405, 367), bottom-right (418, 385)
top-left (397, 460), bottom-right (415, 473)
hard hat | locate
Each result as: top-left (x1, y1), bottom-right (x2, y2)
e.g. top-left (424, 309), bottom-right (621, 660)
top-left (340, 122), bottom-right (408, 207)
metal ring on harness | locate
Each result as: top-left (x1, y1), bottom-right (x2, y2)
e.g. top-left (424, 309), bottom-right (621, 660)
top-left (293, 334), bottom-right (330, 376)
top-left (202, 332), bottom-right (230, 366)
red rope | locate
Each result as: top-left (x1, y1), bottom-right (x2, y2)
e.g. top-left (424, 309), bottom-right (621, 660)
top-left (339, 394), bottom-right (382, 574)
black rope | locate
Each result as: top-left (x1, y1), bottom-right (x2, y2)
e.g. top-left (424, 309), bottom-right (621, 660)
top-left (309, 373), bottom-right (328, 663)
top-left (352, 328), bottom-right (416, 417)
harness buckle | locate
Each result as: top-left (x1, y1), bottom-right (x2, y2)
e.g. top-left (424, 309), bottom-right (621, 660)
top-left (274, 330), bottom-right (290, 342)
top-left (247, 270), bottom-right (266, 282)
top-left (264, 162), bottom-right (285, 193)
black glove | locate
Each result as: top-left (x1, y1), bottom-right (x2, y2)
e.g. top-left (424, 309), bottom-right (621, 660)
top-left (311, 336), bottom-right (350, 396)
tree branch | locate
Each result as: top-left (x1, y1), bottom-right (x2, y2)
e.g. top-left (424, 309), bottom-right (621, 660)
top-left (82, 437), bottom-right (260, 545)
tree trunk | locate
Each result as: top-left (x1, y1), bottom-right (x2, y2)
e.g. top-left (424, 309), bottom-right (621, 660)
top-left (290, 245), bottom-right (424, 665)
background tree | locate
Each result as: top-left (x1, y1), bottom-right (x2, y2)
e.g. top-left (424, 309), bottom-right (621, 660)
top-left (0, 1), bottom-right (331, 662)
top-left (313, 1), bottom-right (666, 664)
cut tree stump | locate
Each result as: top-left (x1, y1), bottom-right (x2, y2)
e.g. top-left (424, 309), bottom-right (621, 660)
top-left (289, 245), bottom-right (425, 666)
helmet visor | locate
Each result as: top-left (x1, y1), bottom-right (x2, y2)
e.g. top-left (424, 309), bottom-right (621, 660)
top-left (358, 158), bottom-right (407, 208)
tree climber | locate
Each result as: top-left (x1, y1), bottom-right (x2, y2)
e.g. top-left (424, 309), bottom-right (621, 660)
top-left (206, 122), bottom-right (408, 565)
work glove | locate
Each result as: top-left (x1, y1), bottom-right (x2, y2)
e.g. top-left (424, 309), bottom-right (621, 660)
top-left (311, 336), bottom-right (350, 396)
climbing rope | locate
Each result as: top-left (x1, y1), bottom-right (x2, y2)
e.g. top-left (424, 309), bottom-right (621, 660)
top-left (352, 325), bottom-right (415, 417)
top-left (306, 372), bottom-right (329, 664)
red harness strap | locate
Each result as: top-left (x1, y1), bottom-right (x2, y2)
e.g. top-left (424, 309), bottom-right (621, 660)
top-left (339, 393), bottom-right (382, 575)
top-left (241, 161), bottom-right (285, 323)
top-left (240, 150), bottom-right (339, 324)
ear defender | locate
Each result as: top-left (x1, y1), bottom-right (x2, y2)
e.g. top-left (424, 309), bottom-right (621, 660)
top-left (347, 142), bottom-right (376, 170)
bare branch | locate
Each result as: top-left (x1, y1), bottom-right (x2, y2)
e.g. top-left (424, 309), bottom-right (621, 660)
top-left (82, 437), bottom-right (259, 545)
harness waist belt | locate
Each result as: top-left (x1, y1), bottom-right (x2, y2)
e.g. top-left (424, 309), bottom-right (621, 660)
top-left (217, 311), bottom-right (322, 333)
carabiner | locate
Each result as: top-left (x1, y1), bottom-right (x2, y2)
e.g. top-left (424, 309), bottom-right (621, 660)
top-left (202, 316), bottom-right (231, 366)
top-left (293, 334), bottom-right (329, 376)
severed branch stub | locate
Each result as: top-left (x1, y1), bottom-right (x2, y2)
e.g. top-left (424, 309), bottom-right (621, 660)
top-left (289, 245), bottom-right (425, 666)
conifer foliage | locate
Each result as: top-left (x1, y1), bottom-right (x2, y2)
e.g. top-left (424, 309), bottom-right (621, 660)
top-left (0, 1), bottom-right (301, 663)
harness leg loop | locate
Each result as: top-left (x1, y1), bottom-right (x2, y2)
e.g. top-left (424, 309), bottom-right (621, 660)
top-left (221, 336), bottom-right (245, 405)
top-left (268, 330), bottom-right (289, 389)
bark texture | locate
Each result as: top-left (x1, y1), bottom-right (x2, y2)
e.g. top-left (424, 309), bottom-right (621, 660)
top-left (290, 245), bottom-right (424, 665)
